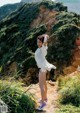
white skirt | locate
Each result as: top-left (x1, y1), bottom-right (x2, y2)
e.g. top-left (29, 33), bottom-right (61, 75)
top-left (38, 59), bottom-right (56, 72)
top-left (35, 46), bottom-right (56, 72)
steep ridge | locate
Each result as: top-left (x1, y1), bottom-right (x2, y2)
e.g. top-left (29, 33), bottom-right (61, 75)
top-left (0, 0), bottom-right (80, 83)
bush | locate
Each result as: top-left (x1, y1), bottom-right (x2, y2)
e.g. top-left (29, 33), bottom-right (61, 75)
top-left (0, 80), bottom-right (35, 113)
top-left (58, 74), bottom-right (80, 107)
top-left (56, 104), bottom-right (80, 113)
top-left (46, 11), bottom-right (80, 74)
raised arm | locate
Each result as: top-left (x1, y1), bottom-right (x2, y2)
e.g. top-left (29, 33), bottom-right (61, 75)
top-left (43, 42), bottom-right (47, 46)
top-left (40, 36), bottom-right (48, 57)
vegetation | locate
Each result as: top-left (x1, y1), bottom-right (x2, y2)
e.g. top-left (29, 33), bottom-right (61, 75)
top-left (56, 104), bottom-right (80, 113)
top-left (0, 0), bottom-right (80, 77)
top-left (0, 3), bottom-right (23, 21)
top-left (56, 74), bottom-right (80, 113)
top-left (0, 1), bottom-right (80, 112)
top-left (48, 12), bottom-right (80, 67)
top-left (0, 80), bottom-right (35, 113)
top-left (0, 1), bottom-right (67, 76)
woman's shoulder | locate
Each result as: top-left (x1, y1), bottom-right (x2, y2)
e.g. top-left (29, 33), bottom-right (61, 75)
top-left (35, 48), bottom-right (40, 54)
top-left (41, 44), bottom-right (48, 50)
top-left (40, 44), bottom-right (48, 56)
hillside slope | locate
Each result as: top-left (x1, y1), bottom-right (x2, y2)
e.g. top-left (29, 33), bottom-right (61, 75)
top-left (0, 0), bottom-right (80, 81)
top-left (0, 3), bottom-right (23, 21)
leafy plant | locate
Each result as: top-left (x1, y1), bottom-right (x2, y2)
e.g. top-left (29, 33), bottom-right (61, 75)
top-left (58, 74), bottom-right (80, 107)
top-left (0, 80), bottom-right (36, 113)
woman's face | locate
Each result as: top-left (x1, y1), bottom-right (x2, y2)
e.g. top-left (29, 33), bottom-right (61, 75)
top-left (37, 39), bottom-right (43, 48)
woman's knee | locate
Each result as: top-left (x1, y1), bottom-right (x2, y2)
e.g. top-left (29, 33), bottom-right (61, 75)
top-left (39, 80), bottom-right (44, 88)
top-left (39, 81), bottom-right (44, 87)
top-left (39, 85), bottom-right (45, 92)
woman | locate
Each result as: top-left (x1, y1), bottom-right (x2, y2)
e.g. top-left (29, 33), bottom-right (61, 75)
top-left (34, 34), bottom-right (56, 110)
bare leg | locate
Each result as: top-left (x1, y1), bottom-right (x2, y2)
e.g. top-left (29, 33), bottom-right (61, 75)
top-left (39, 69), bottom-right (47, 103)
top-left (44, 80), bottom-right (47, 100)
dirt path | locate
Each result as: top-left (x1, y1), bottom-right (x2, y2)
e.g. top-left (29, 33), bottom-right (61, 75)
top-left (26, 81), bottom-right (59, 113)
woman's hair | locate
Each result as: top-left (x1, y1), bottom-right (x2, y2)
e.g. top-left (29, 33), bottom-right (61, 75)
top-left (37, 35), bottom-right (44, 43)
top-left (37, 34), bottom-right (49, 43)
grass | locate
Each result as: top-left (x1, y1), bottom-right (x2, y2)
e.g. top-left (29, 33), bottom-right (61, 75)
top-left (56, 104), bottom-right (80, 113)
top-left (0, 80), bottom-right (36, 113)
top-left (56, 73), bottom-right (80, 113)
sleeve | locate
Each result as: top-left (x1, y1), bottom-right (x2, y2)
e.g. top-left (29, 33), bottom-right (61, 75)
top-left (40, 44), bottom-right (48, 57)
top-left (44, 36), bottom-right (47, 43)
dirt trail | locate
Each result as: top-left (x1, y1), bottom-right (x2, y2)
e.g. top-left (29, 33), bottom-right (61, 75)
top-left (25, 69), bottom-right (80, 113)
top-left (26, 81), bottom-right (59, 113)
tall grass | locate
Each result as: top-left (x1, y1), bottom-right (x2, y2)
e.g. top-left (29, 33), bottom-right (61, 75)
top-left (56, 104), bottom-right (80, 113)
top-left (58, 74), bottom-right (80, 107)
top-left (0, 80), bottom-right (36, 113)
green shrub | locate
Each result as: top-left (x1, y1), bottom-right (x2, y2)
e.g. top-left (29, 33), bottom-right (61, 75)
top-left (58, 74), bottom-right (80, 107)
top-left (0, 80), bottom-right (35, 113)
top-left (0, 0), bottom-right (80, 77)
top-left (48, 12), bottom-right (80, 63)
top-left (56, 104), bottom-right (80, 113)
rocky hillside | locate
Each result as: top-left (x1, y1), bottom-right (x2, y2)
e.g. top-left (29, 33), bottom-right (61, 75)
top-left (0, 0), bottom-right (80, 81)
top-left (0, 3), bottom-right (23, 21)
top-left (0, 0), bottom-right (49, 21)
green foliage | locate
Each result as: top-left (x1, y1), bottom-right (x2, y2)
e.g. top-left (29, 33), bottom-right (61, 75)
top-left (0, 80), bottom-right (35, 113)
top-left (56, 104), bottom-right (80, 113)
top-left (40, 0), bottom-right (67, 11)
top-left (58, 74), bottom-right (80, 107)
top-left (0, 3), bottom-right (22, 21)
top-left (1, 25), bottom-right (46, 76)
top-left (47, 12), bottom-right (80, 68)
top-left (0, 0), bottom-right (80, 77)
top-left (0, 1), bottom-right (49, 76)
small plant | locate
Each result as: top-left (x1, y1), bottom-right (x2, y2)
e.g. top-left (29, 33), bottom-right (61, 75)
top-left (56, 104), bottom-right (80, 113)
top-left (0, 80), bottom-right (36, 113)
top-left (58, 74), bottom-right (80, 107)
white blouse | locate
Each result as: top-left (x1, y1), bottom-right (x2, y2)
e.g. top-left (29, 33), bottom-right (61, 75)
top-left (35, 44), bottom-right (56, 72)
